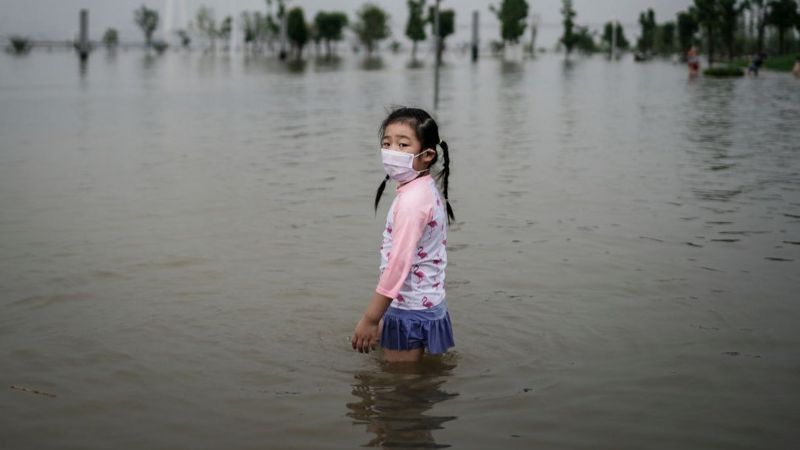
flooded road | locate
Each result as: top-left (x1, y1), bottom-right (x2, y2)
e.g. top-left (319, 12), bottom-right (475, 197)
top-left (1, 49), bottom-right (799, 449)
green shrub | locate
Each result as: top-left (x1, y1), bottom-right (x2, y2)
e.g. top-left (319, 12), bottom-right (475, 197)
top-left (152, 40), bottom-right (168, 53)
top-left (735, 54), bottom-right (797, 72)
top-left (8, 36), bottom-right (31, 54)
top-left (703, 66), bottom-right (744, 77)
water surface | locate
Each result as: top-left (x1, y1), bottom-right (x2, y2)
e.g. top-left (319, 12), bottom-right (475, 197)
top-left (1, 49), bottom-right (799, 449)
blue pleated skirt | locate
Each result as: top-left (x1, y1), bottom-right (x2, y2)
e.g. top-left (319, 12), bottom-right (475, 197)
top-left (380, 299), bottom-right (455, 355)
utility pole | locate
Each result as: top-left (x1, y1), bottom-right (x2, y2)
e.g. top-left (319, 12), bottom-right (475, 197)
top-left (230, 0), bottom-right (238, 52)
top-left (433, 0), bottom-right (441, 110)
top-left (164, 0), bottom-right (174, 45)
top-left (530, 14), bottom-right (540, 56)
top-left (78, 9), bottom-right (90, 61)
top-left (279, 6), bottom-right (288, 60)
top-left (471, 10), bottom-right (479, 62)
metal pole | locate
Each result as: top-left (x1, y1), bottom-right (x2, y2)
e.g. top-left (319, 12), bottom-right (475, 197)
top-left (164, 0), bottom-right (173, 45)
top-left (279, 8), bottom-right (288, 60)
top-left (79, 9), bottom-right (89, 60)
top-left (230, 0), bottom-right (237, 52)
top-left (471, 10), bottom-right (479, 62)
top-left (433, 0), bottom-right (441, 110)
top-left (530, 14), bottom-right (539, 56)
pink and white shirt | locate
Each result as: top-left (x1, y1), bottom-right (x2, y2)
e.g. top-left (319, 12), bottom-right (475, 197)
top-left (376, 174), bottom-right (448, 310)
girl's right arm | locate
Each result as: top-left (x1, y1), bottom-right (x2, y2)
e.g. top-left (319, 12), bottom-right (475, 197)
top-left (352, 291), bottom-right (392, 353)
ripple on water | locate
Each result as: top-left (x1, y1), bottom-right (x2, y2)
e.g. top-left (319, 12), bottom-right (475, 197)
top-left (692, 188), bottom-right (743, 202)
top-left (126, 256), bottom-right (210, 271)
top-left (8, 292), bottom-right (91, 310)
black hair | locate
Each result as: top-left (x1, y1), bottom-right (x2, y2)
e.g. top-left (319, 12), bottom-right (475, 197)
top-left (374, 107), bottom-right (455, 225)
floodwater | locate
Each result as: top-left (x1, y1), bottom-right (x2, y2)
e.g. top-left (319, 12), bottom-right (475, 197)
top-left (1, 49), bottom-right (799, 449)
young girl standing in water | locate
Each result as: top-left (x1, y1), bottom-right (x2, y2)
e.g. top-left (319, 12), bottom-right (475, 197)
top-left (351, 107), bottom-right (455, 363)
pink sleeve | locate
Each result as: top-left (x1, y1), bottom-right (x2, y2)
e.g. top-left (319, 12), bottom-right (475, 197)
top-left (375, 193), bottom-right (431, 299)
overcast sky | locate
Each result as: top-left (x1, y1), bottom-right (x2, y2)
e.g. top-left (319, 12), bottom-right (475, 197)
top-left (1, 0), bottom-right (694, 46)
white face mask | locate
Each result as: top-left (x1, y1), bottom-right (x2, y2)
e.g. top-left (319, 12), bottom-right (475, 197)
top-left (381, 148), bottom-right (431, 183)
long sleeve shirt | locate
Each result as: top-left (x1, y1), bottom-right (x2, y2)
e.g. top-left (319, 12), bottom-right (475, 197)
top-left (376, 174), bottom-right (448, 310)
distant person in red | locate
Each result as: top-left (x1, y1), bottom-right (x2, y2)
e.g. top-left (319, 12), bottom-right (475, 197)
top-left (687, 46), bottom-right (700, 76)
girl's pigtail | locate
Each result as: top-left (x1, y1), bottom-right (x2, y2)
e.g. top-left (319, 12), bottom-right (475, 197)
top-left (374, 174), bottom-right (390, 214)
top-left (439, 140), bottom-right (455, 225)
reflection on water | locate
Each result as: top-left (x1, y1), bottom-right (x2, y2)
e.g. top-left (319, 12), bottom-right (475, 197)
top-left (286, 59), bottom-right (308, 73)
top-left (347, 356), bottom-right (459, 448)
top-left (361, 56), bottom-right (386, 71)
top-left (313, 56), bottom-right (345, 73)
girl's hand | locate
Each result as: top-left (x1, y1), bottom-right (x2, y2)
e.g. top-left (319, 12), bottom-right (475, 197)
top-left (352, 315), bottom-right (380, 354)
top-left (352, 292), bottom-right (392, 354)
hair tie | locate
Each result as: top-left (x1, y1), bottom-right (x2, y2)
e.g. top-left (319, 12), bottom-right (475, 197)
top-left (438, 139), bottom-right (443, 146)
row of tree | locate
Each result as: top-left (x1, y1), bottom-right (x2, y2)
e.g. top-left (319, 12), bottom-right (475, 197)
top-left (558, 0), bottom-right (630, 56)
top-left (107, 0), bottom-right (800, 64)
top-left (102, 0), bottom-right (636, 60)
top-left (554, 0), bottom-right (800, 62)
top-left (112, 1), bottom-right (557, 61)
top-left (638, 0), bottom-right (800, 63)
top-left (118, 1), bottom-right (455, 60)
top-left (688, 0), bottom-right (798, 63)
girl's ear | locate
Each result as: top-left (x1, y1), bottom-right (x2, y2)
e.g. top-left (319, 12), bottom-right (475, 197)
top-left (422, 148), bottom-right (436, 163)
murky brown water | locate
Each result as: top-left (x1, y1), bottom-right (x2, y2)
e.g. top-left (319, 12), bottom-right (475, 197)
top-left (1, 49), bottom-right (799, 449)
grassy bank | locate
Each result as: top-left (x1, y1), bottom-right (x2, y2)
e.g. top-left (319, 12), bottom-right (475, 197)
top-left (734, 54), bottom-right (798, 72)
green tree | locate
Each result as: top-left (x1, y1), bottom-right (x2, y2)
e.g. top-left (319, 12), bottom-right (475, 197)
top-left (796, 14), bottom-right (800, 37)
top-left (677, 9), bottom-right (699, 56)
top-left (309, 22), bottom-right (321, 56)
top-left (218, 16), bottom-right (233, 47)
top-left (287, 7), bottom-right (308, 60)
top-left (314, 11), bottom-right (348, 58)
top-left (152, 40), bottom-right (168, 53)
top-left (8, 36), bottom-right (31, 54)
top-left (574, 26), bottom-right (597, 53)
top-left (637, 8), bottom-right (656, 53)
top-left (195, 6), bottom-right (218, 49)
top-left (796, 9), bottom-right (800, 35)
top-left (560, 0), bottom-right (578, 56)
top-left (602, 21), bottom-right (630, 52)
top-left (766, 0), bottom-right (799, 54)
top-left (427, 6), bottom-right (455, 62)
top-left (406, 0), bottom-right (427, 61)
top-left (428, 8), bottom-right (455, 39)
top-left (694, 0), bottom-right (721, 65)
top-left (176, 29), bottom-right (191, 48)
top-left (747, 0), bottom-right (769, 53)
top-left (353, 3), bottom-right (391, 56)
top-left (719, 0), bottom-right (746, 59)
top-left (490, 0), bottom-right (529, 45)
top-left (242, 11), bottom-right (265, 49)
top-left (102, 28), bottom-right (119, 48)
top-left (134, 5), bottom-right (159, 49)
top-left (264, 0), bottom-right (282, 54)
top-left (657, 21), bottom-right (676, 54)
